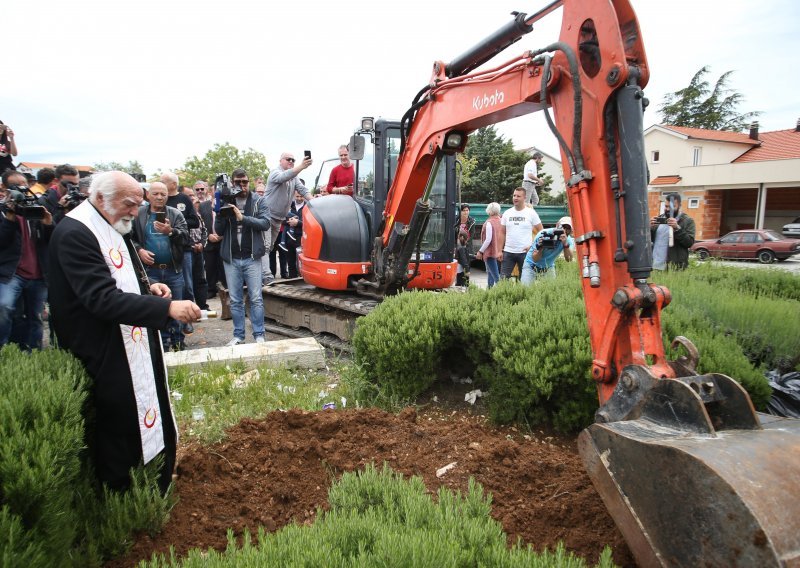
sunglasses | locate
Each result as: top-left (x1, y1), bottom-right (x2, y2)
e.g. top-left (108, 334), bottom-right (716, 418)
top-left (233, 179), bottom-right (249, 185)
top-left (284, 157), bottom-right (295, 163)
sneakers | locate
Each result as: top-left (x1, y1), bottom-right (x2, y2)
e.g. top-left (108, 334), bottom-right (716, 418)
top-left (255, 336), bottom-right (266, 344)
top-left (263, 276), bottom-right (275, 286)
top-left (226, 337), bottom-right (243, 347)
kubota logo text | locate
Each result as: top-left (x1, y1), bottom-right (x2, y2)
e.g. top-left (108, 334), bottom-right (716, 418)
top-left (473, 89), bottom-right (505, 111)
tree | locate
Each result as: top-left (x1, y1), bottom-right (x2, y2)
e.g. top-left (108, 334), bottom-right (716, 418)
top-left (459, 126), bottom-right (528, 203)
top-left (93, 160), bottom-right (145, 175)
top-left (659, 66), bottom-right (760, 131)
top-left (181, 143), bottom-right (270, 187)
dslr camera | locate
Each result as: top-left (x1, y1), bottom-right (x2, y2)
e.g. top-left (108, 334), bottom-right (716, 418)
top-left (62, 182), bottom-right (88, 210)
top-left (2, 186), bottom-right (47, 220)
top-left (215, 173), bottom-right (239, 219)
top-left (654, 215), bottom-right (670, 225)
top-left (538, 228), bottom-right (565, 248)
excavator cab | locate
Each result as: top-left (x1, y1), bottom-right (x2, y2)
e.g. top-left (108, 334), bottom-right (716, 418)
top-left (300, 118), bottom-right (460, 291)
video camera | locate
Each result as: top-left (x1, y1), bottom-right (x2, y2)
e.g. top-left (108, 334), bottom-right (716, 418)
top-left (1, 186), bottom-right (47, 220)
top-left (538, 228), bottom-right (565, 248)
top-left (215, 173), bottom-right (239, 219)
top-left (62, 182), bottom-right (88, 210)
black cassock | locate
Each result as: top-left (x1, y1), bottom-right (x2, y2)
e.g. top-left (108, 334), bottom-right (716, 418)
top-left (48, 214), bottom-right (177, 493)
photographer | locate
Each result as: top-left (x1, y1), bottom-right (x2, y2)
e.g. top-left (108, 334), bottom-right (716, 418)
top-left (40, 163), bottom-right (81, 224)
top-left (521, 216), bottom-right (574, 284)
top-left (214, 168), bottom-right (270, 346)
top-left (0, 170), bottom-right (53, 350)
top-left (650, 193), bottom-right (695, 270)
top-left (132, 182), bottom-right (189, 351)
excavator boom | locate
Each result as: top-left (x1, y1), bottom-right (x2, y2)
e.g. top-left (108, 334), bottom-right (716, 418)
top-left (365, 0), bottom-right (800, 565)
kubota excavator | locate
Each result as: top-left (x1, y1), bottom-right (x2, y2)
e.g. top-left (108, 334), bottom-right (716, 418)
top-left (298, 0), bottom-right (800, 564)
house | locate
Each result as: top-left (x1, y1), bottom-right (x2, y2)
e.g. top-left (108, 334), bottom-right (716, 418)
top-left (16, 162), bottom-right (95, 178)
top-left (644, 121), bottom-right (800, 240)
top-left (519, 147), bottom-right (566, 196)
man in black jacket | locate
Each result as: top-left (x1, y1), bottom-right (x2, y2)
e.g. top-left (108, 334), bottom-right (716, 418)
top-left (0, 169), bottom-right (54, 350)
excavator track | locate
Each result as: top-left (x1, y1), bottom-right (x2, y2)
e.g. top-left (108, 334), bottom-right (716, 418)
top-left (262, 278), bottom-right (380, 342)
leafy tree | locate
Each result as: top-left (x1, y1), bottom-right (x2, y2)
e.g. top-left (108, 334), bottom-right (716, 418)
top-left (181, 143), bottom-right (270, 187)
top-left (93, 160), bottom-right (144, 174)
top-left (459, 126), bottom-right (528, 203)
top-left (659, 66), bottom-right (760, 131)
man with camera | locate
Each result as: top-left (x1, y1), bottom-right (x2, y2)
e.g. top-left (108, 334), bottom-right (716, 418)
top-left (214, 168), bottom-right (271, 346)
top-left (40, 164), bottom-right (81, 224)
top-left (132, 181), bottom-right (190, 351)
top-left (521, 216), bottom-right (574, 284)
top-left (650, 193), bottom-right (695, 270)
top-left (0, 169), bottom-right (53, 350)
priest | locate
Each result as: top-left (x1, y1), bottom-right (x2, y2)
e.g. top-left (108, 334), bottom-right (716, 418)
top-left (48, 171), bottom-right (201, 493)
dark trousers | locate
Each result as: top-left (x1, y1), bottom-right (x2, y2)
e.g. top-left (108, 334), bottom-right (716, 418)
top-left (191, 250), bottom-right (208, 310)
top-left (204, 245), bottom-right (225, 295)
top-left (500, 251), bottom-right (527, 280)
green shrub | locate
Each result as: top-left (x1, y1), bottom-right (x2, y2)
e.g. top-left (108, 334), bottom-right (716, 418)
top-left (348, 263), bottom-right (792, 431)
top-left (0, 345), bottom-right (171, 566)
top-left (142, 464), bottom-right (615, 568)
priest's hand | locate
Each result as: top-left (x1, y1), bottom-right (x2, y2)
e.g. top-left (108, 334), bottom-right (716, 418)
top-left (168, 300), bottom-right (202, 323)
top-left (150, 282), bottom-right (172, 297)
top-left (138, 249), bottom-right (155, 265)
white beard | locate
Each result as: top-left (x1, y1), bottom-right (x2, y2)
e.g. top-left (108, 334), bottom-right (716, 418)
top-left (113, 217), bottom-right (134, 235)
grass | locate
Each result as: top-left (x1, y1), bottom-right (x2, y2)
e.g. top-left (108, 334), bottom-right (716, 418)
top-left (168, 360), bottom-right (351, 444)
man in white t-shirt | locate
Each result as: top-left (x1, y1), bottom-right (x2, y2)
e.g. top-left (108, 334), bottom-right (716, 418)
top-left (522, 151), bottom-right (543, 206)
top-left (499, 187), bottom-right (544, 279)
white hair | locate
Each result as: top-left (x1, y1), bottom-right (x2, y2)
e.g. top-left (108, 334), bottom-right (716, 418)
top-left (486, 202), bottom-right (501, 216)
top-left (88, 171), bottom-right (118, 205)
top-left (160, 171), bottom-right (178, 184)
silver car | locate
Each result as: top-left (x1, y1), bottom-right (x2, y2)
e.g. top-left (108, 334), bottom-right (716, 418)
top-left (783, 217), bottom-right (800, 239)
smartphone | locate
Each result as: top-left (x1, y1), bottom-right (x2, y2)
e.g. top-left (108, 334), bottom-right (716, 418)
top-left (155, 211), bottom-right (166, 223)
top-left (304, 150), bottom-right (311, 160)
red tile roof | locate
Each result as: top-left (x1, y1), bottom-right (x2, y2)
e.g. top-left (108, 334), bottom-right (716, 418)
top-left (733, 129), bottom-right (800, 162)
top-left (650, 175), bottom-right (681, 186)
top-left (660, 125), bottom-right (758, 146)
top-left (18, 162), bottom-right (94, 172)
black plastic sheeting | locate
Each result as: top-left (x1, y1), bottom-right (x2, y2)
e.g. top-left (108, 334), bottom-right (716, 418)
top-left (765, 370), bottom-right (800, 419)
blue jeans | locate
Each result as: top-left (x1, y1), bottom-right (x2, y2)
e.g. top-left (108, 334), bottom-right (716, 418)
top-left (0, 275), bottom-right (48, 350)
top-left (484, 257), bottom-right (500, 288)
top-left (146, 266), bottom-right (184, 347)
top-left (182, 251), bottom-right (195, 302)
top-left (521, 264), bottom-right (556, 285)
top-left (223, 257), bottom-right (265, 341)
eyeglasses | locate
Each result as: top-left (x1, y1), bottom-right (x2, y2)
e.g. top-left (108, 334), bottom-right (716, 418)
top-left (284, 157), bottom-right (295, 163)
top-left (233, 179), bottom-right (249, 185)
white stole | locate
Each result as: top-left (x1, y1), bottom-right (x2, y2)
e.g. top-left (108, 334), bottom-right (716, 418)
top-left (68, 201), bottom-right (167, 464)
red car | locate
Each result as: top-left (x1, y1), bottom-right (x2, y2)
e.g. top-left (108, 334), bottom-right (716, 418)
top-left (691, 229), bottom-right (800, 264)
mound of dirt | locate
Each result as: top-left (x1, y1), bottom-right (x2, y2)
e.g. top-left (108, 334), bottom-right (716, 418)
top-left (109, 406), bottom-right (634, 567)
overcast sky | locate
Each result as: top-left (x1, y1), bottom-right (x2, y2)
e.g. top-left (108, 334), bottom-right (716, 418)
top-left (4, 0), bottom-right (798, 175)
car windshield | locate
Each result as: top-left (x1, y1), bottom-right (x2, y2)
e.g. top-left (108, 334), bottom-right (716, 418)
top-left (763, 230), bottom-right (783, 241)
top-left (792, 217), bottom-right (800, 224)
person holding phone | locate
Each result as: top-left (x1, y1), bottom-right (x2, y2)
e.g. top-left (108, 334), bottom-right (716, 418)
top-left (0, 121), bottom-right (18, 173)
top-left (131, 181), bottom-right (190, 350)
top-left (262, 152), bottom-right (313, 285)
top-left (323, 144), bottom-right (355, 197)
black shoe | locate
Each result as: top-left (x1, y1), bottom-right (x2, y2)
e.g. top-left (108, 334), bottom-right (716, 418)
top-left (183, 323), bottom-right (194, 335)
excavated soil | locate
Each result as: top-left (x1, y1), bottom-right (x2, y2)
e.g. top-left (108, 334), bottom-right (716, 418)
top-left (109, 405), bottom-right (635, 567)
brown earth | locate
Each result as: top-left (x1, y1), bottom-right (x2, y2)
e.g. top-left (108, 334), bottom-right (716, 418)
top-left (109, 404), bottom-right (635, 567)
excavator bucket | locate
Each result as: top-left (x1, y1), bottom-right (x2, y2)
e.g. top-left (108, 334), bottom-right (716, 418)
top-left (579, 370), bottom-right (800, 567)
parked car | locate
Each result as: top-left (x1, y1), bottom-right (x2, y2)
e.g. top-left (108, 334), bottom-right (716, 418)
top-left (783, 217), bottom-right (800, 239)
top-left (691, 229), bottom-right (800, 264)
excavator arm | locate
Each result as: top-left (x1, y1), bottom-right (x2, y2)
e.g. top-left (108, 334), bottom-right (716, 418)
top-left (369, 1), bottom-right (800, 565)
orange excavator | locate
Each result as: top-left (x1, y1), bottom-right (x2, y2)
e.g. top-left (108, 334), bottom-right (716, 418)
top-left (299, 1), bottom-right (800, 564)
